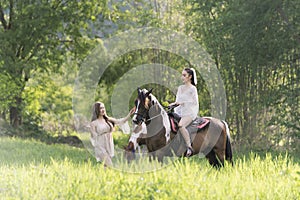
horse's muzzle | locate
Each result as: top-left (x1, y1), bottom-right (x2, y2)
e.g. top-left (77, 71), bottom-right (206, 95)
top-left (132, 119), bottom-right (143, 126)
top-left (132, 113), bottom-right (144, 125)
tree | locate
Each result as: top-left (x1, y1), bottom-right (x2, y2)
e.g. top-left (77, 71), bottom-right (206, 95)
top-left (0, 0), bottom-right (103, 128)
top-left (185, 0), bottom-right (299, 150)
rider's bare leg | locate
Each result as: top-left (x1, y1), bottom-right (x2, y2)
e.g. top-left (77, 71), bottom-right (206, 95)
top-left (179, 116), bottom-right (193, 156)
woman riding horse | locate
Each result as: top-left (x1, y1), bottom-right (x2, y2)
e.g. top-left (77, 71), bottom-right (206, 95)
top-left (130, 88), bottom-right (233, 168)
top-left (169, 67), bottom-right (199, 157)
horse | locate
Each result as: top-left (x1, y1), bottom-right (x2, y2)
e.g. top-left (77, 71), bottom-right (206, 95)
top-left (124, 123), bottom-right (147, 162)
top-left (127, 88), bottom-right (233, 168)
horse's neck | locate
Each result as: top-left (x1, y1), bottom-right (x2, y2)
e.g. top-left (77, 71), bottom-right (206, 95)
top-left (147, 98), bottom-right (171, 142)
top-left (149, 98), bottom-right (167, 124)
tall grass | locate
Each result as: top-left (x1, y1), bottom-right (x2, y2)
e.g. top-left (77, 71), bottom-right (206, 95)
top-left (0, 136), bottom-right (299, 199)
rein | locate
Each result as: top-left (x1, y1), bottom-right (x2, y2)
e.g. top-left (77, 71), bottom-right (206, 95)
top-left (134, 108), bottom-right (164, 123)
top-left (145, 110), bottom-right (163, 122)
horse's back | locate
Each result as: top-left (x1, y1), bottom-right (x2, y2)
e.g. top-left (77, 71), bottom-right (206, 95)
top-left (193, 117), bottom-right (226, 148)
top-left (202, 117), bottom-right (227, 130)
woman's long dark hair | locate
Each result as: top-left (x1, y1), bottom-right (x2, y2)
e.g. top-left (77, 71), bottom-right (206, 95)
top-left (91, 102), bottom-right (114, 131)
top-left (184, 67), bottom-right (197, 86)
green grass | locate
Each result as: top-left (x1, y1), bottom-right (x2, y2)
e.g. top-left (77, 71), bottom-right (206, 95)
top-left (0, 136), bottom-right (299, 200)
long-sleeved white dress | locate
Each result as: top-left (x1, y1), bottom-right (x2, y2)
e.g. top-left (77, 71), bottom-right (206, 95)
top-left (90, 118), bottom-right (127, 164)
top-left (174, 85), bottom-right (199, 120)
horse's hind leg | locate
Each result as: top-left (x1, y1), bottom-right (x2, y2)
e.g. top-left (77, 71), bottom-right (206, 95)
top-left (214, 148), bottom-right (225, 167)
top-left (206, 150), bottom-right (222, 168)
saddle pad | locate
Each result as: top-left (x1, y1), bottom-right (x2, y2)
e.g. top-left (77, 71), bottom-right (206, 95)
top-left (170, 116), bottom-right (210, 133)
top-left (197, 118), bottom-right (210, 129)
top-left (186, 117), bottom-right (210, 135)
top-left (170, 117), bottom-right (177, 132)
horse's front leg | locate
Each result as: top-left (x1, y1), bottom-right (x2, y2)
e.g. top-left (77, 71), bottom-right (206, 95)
top-left (148, 151), bottom-right (156, 162)
top-left (148, 151), bottom-right (164, 163)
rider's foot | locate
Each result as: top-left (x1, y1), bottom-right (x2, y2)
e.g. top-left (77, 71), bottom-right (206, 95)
top-left (185, 147), bottom-right (193, 157)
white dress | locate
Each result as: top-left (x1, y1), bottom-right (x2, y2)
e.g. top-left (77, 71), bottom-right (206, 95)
top-left (174, 85), bottom-right (199, 120)
top-left (90, 118), bottom-right (127, 163)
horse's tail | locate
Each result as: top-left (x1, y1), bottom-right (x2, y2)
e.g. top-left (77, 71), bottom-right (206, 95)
top-left (222, 121), bottom-right (233, 165)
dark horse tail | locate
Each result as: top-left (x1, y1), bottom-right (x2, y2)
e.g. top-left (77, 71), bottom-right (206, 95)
top-left (223, 121), bottom-right (233, 165)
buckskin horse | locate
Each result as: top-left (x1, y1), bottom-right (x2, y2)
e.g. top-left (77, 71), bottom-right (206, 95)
top-left (126, 88), bottom-right (233, 167)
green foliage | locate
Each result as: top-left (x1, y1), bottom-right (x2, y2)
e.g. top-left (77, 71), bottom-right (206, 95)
top-left (0, 74), bottom-right (18, 111)
top-left (0, 137), bottom-right (299, 199)
top-left (185, 0), bottom-right (300, 149)
top-left (0, 0), bottom-right (103, 127)
top-left (21, 64), bottom-right (78, 136)
top-left (113, 130), bottom-right (130, 148)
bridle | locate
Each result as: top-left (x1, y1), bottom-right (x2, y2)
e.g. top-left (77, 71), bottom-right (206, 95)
top-left (145, 110), bottom-right (163, 122)
top-left (134, 102), bottom-right (163, 123)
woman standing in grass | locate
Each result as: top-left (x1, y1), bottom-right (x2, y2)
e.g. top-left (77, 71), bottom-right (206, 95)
top-left (90, 102), bottom-right (135, 166)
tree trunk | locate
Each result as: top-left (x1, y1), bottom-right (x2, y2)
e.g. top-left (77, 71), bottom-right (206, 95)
top-left (9, 96), bottom-right (22, 127)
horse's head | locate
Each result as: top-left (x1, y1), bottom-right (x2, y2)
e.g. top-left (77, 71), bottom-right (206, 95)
top-left (132, 88), bottom-right (153, 125)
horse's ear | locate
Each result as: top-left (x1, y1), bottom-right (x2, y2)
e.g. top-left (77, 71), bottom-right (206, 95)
top-left (137, 87), bottom-right (141, 94)
top-left (145, 88), bottom-right (153, 97)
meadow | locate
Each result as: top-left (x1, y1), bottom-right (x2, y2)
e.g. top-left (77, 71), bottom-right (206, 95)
top-left (0, 136), bottom-right (299, 200)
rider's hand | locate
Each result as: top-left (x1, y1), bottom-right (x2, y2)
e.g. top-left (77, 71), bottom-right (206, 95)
top-left (168, 102), bottom-right (179, 109)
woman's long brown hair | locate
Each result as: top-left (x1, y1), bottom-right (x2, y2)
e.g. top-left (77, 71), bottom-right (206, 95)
top-left (91, 102), bottom-right (114, 131)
